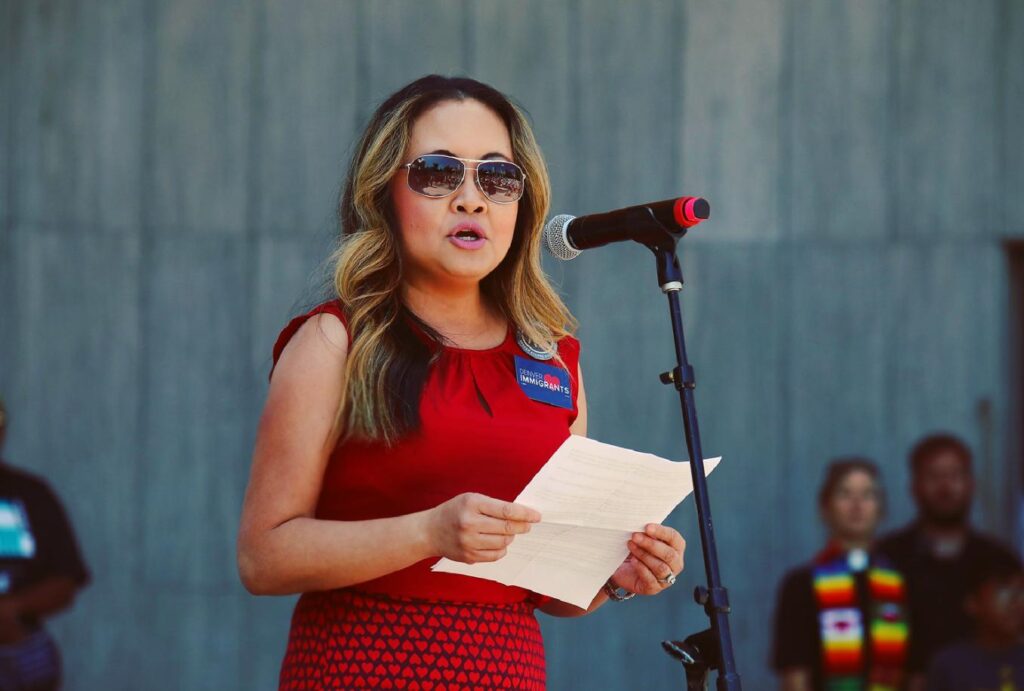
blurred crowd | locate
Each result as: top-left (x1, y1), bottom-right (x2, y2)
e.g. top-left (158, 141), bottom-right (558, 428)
top-left (772, 434), bottom-right (1023, 691)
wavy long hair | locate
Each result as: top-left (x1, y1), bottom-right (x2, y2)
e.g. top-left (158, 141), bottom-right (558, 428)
top-left (331, 75), bottom-right (576, 445)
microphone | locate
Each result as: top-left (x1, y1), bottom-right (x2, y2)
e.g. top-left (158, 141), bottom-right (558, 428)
top-left (544, 197), bottom-right (710, 260)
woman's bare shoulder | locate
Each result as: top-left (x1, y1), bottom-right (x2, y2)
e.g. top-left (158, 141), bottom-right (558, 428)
top-left (275, 311), bottom-right (350, 377)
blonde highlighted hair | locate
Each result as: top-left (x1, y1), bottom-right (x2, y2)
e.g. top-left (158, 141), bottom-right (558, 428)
top-left (330, 75), bottom-right (576, 445)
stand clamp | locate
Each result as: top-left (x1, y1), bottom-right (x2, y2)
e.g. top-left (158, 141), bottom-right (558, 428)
top-left (694, 586), bottom-right (732, 616)
top-left (659, 365), bottom-right (696, 391)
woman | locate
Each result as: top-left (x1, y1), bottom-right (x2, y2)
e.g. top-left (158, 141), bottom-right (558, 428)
top-left (771, 458), bottom-right (910, 691)
top-left (236, 75), bottom-right (687, 689)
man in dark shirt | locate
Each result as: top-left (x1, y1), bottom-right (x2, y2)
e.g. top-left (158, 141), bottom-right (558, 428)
top-left (877, 433), bottom-right (1021, 689)
top-left (0, 400), bottom-right (90, 691)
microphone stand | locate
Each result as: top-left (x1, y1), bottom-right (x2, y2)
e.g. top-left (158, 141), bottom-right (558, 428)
top-left (618, 206), bottom-right (741, 690)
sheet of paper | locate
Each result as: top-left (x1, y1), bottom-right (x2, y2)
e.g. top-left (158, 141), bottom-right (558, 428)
top-left (432, 435), bottom-right (721, 609)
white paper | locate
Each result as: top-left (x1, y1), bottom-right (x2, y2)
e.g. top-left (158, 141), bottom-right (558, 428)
top-left (431, 435), bottom-right (721, 609)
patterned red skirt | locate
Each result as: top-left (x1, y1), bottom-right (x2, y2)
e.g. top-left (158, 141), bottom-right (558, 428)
top-left (279, 589), bottom-right (547, 690)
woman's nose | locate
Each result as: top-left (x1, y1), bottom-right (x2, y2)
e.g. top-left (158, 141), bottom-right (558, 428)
top-left (451, 169), bottom-right (487, 213)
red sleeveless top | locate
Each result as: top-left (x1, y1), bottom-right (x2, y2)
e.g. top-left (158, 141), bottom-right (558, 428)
top-left (270, 299), bottom-right (581, 605)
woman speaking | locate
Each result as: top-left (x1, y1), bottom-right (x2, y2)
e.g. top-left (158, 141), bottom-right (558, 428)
top-left (237, 75), bottom-right (687, 689)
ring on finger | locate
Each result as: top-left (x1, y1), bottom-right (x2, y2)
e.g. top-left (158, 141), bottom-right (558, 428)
top-left (658, 570), bottom-right (677, 587)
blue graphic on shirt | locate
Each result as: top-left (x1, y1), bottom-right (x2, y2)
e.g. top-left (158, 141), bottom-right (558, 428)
top-left (0, 499), bottom-right (35, 559)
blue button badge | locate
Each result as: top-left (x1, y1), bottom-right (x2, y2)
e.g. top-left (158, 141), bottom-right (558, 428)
top-left (514, 355), bottom-right (573, 409)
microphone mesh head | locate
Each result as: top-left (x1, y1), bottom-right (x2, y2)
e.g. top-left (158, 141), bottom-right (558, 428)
top-left (543, 214), bottom-right (581, 261)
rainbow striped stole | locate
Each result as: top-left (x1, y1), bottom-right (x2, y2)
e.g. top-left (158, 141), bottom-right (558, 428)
top-left (812, 552), bottom-right (909, 691)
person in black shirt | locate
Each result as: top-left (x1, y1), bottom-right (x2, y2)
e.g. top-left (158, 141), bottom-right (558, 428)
top-left (772, 458), bottom-right (910, 691)
top-left (877, 433), bottom-right (1021, 690)
top-left (0, 399), bottom-right (90, 691)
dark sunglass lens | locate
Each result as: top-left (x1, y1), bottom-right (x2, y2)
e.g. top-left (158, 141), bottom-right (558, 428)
top-left (477, 161), bottom-right (525, 202)
top-left (407, 155), bottom-right (464, 197)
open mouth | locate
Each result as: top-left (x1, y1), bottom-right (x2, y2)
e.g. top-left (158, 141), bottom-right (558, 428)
top-left (451, 229), bottom-right (483, 241)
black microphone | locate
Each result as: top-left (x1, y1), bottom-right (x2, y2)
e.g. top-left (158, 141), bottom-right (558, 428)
top-left (544, 197), bottom-right (710, 261)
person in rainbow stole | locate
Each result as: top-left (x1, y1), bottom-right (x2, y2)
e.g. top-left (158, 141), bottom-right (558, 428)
top-left (772, 458), bottom-right (910, 691)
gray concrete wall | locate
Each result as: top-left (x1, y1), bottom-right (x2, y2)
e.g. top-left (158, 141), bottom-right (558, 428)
top-left (1, 0), bottom-right (1022, 688)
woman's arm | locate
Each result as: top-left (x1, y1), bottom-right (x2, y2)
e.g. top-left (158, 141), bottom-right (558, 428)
top-left (538, 590), bottom-right (611, 618)
top-left (236, 314), bottom-right (539, 595)
top-left (569, 361), bottom-right (587, 438)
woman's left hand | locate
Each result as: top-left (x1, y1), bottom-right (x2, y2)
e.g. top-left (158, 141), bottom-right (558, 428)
top-left (609, 523), bottom-right (686, 596)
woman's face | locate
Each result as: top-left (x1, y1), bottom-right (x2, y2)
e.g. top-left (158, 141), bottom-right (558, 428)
top-left (823, 470), bottom-right (883, 544)
top-left (390, 98), bottom-right (519, 292)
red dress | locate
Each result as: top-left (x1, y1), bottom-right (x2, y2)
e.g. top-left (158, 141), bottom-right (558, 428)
top-left (272, 300), bottom-right (581, 690)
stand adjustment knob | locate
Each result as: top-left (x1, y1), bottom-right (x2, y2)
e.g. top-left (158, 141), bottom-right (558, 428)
top-left (660, 366), bottom-right (696, 390)
top-left (695, 585), bottom-right (732, 614)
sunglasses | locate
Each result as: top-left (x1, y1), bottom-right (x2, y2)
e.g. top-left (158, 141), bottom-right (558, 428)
top-left (401, 154), bottom-right (526, 204)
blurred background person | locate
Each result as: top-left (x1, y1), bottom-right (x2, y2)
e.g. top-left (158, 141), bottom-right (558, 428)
top-left (772, 458), bottom-right (909, 691)
top-left (925, 562), bottom-right (1024, 690)
top-left (0, 399), bottom-right (90, 691)
top-left (879, 434), bottom-right (1022, 687)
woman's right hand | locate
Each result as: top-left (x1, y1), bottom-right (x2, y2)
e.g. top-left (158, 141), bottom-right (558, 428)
top-left (427, 493), bottom-right (541, 564)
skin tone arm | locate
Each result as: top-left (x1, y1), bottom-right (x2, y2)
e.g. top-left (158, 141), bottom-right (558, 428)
top-left (780, 669), bottom-right (812, 691)
top-left (237, 313), bottom-right (541, 595)
top-left (0, 576), bottom-right (80, 644)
